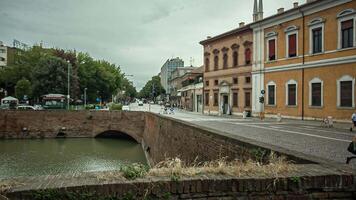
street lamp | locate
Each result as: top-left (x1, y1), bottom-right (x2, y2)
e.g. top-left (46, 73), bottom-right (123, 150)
top-left (84, 88), bottom-right (87, 108)
top-left (67, 61), bottom-right (71, 110)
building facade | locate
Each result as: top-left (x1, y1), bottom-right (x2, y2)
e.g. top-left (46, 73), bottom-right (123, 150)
top-left (160, 57), bottom-right (184, 95)
top-left (200, 25), bottom-right (253, 116)
top-left (178, 66), bottom-right (204, 112)
top-left (169, 67), bottom-right (197, 106)
top-left (0, 41), bottom-right (16, 68)
top-left (251, 0), bottom-right (356, 121)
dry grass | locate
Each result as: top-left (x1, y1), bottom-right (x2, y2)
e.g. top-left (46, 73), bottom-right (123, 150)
top-left (148, 153), bottom-right (295, 178)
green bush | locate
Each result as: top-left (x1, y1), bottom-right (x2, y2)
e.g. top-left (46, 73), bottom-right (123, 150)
top-left (109, 103), bottom-right (122, 111)
top-left (120, 163), bottom-right (148, 180)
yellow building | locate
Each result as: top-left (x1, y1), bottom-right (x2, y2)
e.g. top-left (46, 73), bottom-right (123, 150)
top-left (200, 25), bottom-right (253, 115)
top-left (251, 0), bottom-right (356, 121)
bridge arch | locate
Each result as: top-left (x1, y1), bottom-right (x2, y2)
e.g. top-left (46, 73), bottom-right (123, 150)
top-left (94, 130), bottom-right (140, 143)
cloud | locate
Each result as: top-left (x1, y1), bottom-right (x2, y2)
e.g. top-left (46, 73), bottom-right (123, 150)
top-left (0, 0), bottom-right (305, 90)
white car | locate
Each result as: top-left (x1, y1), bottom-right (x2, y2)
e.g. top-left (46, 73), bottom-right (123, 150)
top-left (122, 105), bottom-right (130, 111)
top-left (17, 105), bottom-right (36, 110)
top-left (138, 101), bottom-right (143, 106)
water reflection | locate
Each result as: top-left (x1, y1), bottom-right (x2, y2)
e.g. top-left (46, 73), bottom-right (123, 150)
top-left (0, 138), bottom-right (146, 179)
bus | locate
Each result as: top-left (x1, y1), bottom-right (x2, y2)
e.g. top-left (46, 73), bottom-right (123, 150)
top-left (41, 94), bottom-right (66, 109)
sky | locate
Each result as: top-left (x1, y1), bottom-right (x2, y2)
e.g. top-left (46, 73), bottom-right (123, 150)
top-left (0, 0), bottom-right (306, 90)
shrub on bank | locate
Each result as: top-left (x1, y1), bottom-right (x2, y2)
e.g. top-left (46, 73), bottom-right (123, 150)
top-left (109, 103), bottom-right (122, 111)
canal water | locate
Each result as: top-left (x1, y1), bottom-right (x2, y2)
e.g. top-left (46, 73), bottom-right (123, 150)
top-left (0, 138), bottom-right (147, 179)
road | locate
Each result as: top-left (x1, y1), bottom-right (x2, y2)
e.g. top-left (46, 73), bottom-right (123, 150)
top-left (129, 103), bottom-right (354, 164)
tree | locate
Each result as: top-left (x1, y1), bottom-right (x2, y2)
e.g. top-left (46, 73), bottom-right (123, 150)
top-left (138, 76), bottom-right (165, 99)
top-left (15, 78), bottom-right (32, 99)
top-left (31, 56), bottom-right (73, 97)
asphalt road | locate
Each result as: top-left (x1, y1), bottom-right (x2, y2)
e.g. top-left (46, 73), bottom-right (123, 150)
top-left (129, 103), bottom-right (355, 164)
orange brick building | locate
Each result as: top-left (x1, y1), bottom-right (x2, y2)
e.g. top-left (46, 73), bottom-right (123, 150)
top-left (200, 25), bottom-right (253, 115)
top-left (251, 0), bottom-right (356, 121)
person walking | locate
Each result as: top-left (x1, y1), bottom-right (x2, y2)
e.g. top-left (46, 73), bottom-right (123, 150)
top-left (351, 112), bottom-right (356, 132)
top-left (346, 135), bottom-right (356, 164)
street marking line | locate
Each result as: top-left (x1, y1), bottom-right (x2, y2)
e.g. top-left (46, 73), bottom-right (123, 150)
top-left (241, 124), bottom-right (350, 143)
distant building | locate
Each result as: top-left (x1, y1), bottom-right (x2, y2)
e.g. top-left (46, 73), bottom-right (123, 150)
top-left (0, 41), bottom-right (17, 68)
top-left (169, 66), bottom-right (197, 105)
top-left (178, 66), bottom-right (204, 113)
top-left (160, 57), bottom-right (184, 95)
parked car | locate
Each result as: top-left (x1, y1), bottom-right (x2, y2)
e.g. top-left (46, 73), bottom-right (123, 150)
top-left (138, 101), bottom-right (143, 106)
top-left (122, 105), bottom-right (130, 111)
top-left (17, 105), bottom-right (36, 110)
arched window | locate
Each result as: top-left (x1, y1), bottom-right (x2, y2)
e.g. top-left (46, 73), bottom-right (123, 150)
top-left (214, 55), bottom-right (219, 70)
top-left (223, 53), bottom-right (228, 69)
top-left (205, 58), bottom-right (210, 72)
top-left (233, 51), bottom-right (238, 67)
top-left (245, 48), bottom-right (251, 65)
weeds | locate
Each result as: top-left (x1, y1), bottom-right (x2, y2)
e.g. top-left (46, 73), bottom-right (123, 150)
top-left (120, 163), bottom-right (149, 180)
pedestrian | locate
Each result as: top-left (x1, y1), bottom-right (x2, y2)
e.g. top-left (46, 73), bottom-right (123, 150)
top-left (170, 106), bottom-right (174, 115)
top-left (346, 135), bottom-right (356, 164)
top-left (351, 112), bottom-right (356, 132)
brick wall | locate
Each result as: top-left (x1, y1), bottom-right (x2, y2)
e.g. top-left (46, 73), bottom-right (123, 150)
top-left (6, 174), bottom-right (356, 199)
top-left (0, 110), bottom-right (145, 142)
top-left (143, 113), bottom-right (313, 166)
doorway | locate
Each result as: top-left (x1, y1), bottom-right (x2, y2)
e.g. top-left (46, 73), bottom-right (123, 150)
top-left (222, 95), bottom-right (229, 114)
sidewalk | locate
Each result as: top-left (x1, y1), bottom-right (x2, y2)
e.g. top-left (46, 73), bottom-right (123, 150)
top-left (175, 108), bottom-right (353, 131)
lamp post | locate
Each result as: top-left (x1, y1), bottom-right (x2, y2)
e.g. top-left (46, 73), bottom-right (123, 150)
top-left (84, 88), bottom-right (87, 108)
top-left (67, 61), bottom-right (71, 110)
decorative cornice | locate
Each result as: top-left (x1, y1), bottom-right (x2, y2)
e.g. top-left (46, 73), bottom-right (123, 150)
top-left (284, 25), bottom-right (300, 33)
top-left (212, 49), bottom-right (220, 54)
top-left (243, 41), bottom-right (253, 47)
top-left (265, 31), bottom-right (278, 38)
top-left (337, 8), bottom-right (355, 18)
top-left (231, 43), bottom-right (240, 50)
top-left (308, 17), bottom-right (325, 26)
top-left (221, 47), bottom-right (229, 52)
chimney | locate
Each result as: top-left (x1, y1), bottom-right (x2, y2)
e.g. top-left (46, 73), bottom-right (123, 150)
top-left (239, 22), bottom-right (245, 27)
top-left (277, 8), bottom-right (284, 14)
top-left (0, 41), bottom-right (3, 46)
top-left (293, 2), bottom-right (299, 8)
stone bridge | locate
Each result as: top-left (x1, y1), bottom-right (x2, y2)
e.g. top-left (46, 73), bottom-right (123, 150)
top-left (0, 110), bottom-right (145, 142)
top-left (0, 110), bottom-right (321, 166)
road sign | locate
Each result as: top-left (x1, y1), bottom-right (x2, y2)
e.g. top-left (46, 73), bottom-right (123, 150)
top-left (261, 90), bottom-right (265, 95)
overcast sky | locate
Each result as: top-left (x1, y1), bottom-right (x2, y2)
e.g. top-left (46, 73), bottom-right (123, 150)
top-left (0, 0), bottom-right (305, 90)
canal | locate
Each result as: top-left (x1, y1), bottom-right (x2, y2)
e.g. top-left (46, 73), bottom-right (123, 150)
top-left (0, 138), bottom-right (147, 179)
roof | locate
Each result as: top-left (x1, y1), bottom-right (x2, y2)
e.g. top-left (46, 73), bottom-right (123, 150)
top-left (200, 25), bottom-right (251, 45)
top-left (1, 96), bottom-right (18, 101)
top-left (199, 0), bottom-right (328, 45)
top-left (249, 0), bottom-right (329, 27)
top-left (191, 66), bottom-right (204, 74)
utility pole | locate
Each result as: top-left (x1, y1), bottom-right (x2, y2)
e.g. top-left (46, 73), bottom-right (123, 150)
top-left (67, 61), bottom-right (71, 110)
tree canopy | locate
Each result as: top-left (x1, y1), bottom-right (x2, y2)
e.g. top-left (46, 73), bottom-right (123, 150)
top-left (138, 75), bottom-right (165, 99)
top-left (0, 45), bottom-right (136, 103)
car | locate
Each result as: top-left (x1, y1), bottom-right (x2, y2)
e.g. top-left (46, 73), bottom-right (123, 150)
top-left (122, 105), bottom-right (130, 111)
top-left (17, 105), bottom-right (36, 110)
top-left (149, 101), bottom-right (154, 104)
top-left (138, 101), bottom-right (143, 106)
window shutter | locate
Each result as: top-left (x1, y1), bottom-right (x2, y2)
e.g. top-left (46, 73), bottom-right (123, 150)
top-left (245, 49), bottom-right (251, 64)
top-left (269, 39), bottom-right (276, 60)
top-left (288, 34), bottom-right (297, 56)
top-left (342, 20), bottom-right (354, 30)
